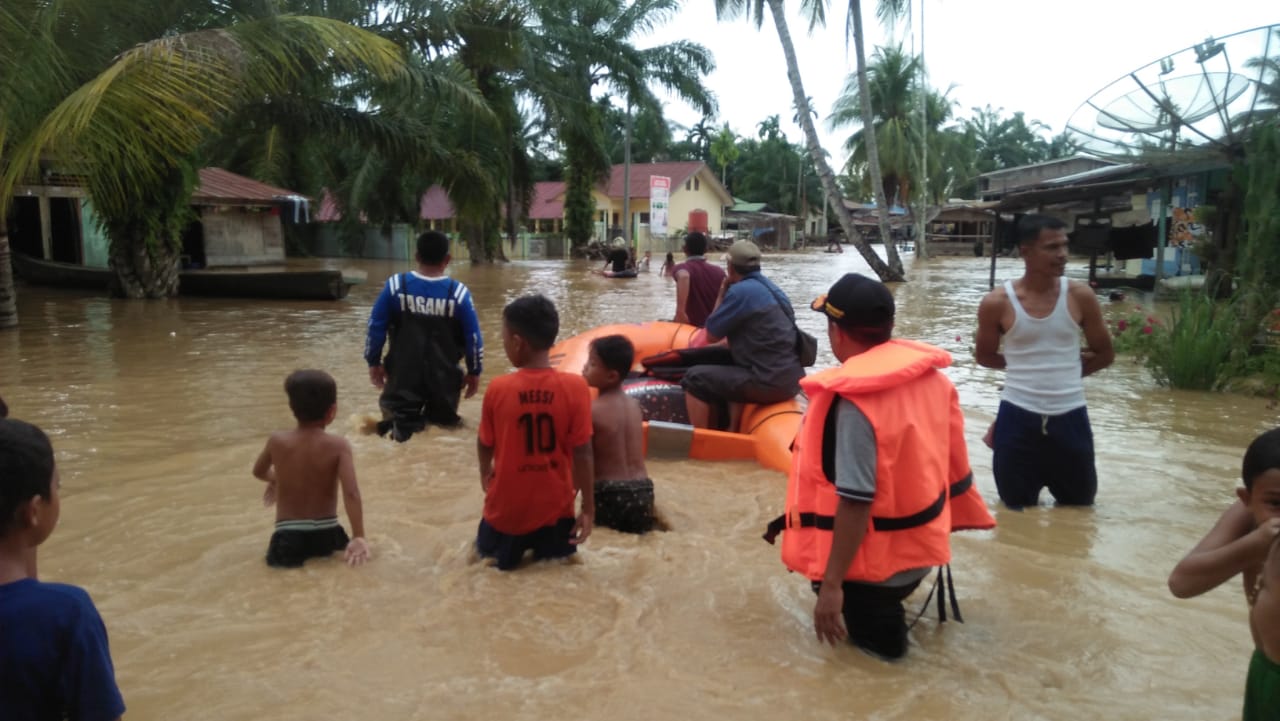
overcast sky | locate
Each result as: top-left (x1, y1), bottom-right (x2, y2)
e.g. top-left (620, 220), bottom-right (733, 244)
top-left (644, 1), bottom-right (1276, 166)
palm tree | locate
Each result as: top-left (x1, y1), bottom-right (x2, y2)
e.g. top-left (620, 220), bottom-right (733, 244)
top-left (845, 0), bottom-right (908, 276)
top-left (0, 0), bottom-right (432, 301)
top-left (714, 0), bottom-right (902, 282)
top-left (830, 44), bottom-right (921, 208)
top-left (525, 0), bottom-right (715, 250)
top-left (710, 123), bottom-right (741, 188)
top-left (831, 43), bottom-right (965, 258)
top-left (686, 116), bottom-right (718, 161)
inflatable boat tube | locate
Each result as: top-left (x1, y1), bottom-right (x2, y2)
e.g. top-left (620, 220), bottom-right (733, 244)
top-left (603, 269), bottom-right (638, 278)
top-left (549, 321), bottom-right (803, 473)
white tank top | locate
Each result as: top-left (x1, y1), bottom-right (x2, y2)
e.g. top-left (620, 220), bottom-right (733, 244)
top-left (1000, 278), bottom-right (1086, 415)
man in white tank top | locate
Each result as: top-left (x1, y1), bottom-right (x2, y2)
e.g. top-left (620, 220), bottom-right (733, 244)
top-left (974, 215), bottom-right (1115, 509)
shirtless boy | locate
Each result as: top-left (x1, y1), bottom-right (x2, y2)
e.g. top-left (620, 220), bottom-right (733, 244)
top-left (253, 370), bottom-right (369, 567)
top-left (583, 335), bottom-right (655, 534)
top-left (1170, 427), bottom-right (1280, 719)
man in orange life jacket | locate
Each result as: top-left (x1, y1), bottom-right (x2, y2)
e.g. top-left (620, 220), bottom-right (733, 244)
top-left (766, 273), bottom-right (995, 660)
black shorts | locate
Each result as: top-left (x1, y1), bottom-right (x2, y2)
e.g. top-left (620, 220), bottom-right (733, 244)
top-left (476, 518), bottom-right (576, 571)
top-left (992, 400), bottom-right (1097, 509)
top-left (595, 479), bottom-right (655, 534)
top-left (265, 521), bottom-right (350, 568)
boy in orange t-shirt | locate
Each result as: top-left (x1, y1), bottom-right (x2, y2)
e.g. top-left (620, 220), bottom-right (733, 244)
top-left (476, 295), bottom-right (595, 570)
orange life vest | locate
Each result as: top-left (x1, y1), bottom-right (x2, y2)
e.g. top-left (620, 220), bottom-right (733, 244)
top-left (775, 339), bottom-right (995, 583)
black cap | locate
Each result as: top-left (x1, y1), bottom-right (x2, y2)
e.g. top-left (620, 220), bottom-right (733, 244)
top-left (810, 273), bottom-right (895, 330)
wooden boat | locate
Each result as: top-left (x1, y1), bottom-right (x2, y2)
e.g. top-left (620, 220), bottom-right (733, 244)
top-left (179, 267), bottom-right (365, 300)
top-left (550, 321), bottom-right (803, 473)
top-left (11, 251), bottom-right (115, 292)
top-left (11, 253), bottom-right (364, 300)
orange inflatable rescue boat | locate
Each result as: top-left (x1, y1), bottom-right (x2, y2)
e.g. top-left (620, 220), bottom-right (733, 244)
top-left (549, 321), bottom-right (803, 473)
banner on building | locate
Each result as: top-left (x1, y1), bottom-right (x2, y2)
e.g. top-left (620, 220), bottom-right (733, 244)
top-left (650, 176), bottom-right (671, 237)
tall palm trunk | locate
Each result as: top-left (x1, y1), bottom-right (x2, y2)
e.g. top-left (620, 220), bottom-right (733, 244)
top-left (849, 0), bottom-right (904, 277)
top-left (0, 231), bottom-right (17, 328)
top-left (765, 0), bottom-right (902, 282)
top-left (111, 240), bottom-right (181, 299)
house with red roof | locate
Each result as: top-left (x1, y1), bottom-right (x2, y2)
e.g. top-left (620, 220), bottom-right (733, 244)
top-left (591, 161), bottom-right (732, 243)
top-left (7, 167), bottom-right (309, 270)
top-left (309, 161), bottom-right (731, 259)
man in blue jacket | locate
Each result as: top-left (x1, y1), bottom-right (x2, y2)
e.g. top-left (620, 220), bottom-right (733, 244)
top-left (365, 231), bottom-right (484, 441)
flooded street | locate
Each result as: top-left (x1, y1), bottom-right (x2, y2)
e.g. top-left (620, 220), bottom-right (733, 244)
top-left (1, 249), bottom-right (1275, 720)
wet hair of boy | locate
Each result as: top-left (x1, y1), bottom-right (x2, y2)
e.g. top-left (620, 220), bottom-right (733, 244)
top-left (503, 295), bottom-right (559, 350)
top-left (591, 335), bottom-right (635, 378)
top-left (285, 369), bottom-right (337, 423)
top-left (1244, 428), bottom-right (1280, 489)
top-left (0, 419), bottom-right (54, 535)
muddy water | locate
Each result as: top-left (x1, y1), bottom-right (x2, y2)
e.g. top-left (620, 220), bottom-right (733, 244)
top-left (1, 251), bottom-right (1275, 720)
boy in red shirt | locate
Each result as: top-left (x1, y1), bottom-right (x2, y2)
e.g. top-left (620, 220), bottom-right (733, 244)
top-left (476, 295), bottom-right (595, 570)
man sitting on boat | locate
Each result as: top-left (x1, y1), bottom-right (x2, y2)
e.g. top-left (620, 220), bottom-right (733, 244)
top-left (681, 240), bottom-right (804, 432)
top-left (364, 231), bottom-right (483, 442)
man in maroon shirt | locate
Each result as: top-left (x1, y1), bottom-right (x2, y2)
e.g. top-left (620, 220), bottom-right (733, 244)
top-left (672, 232), bottom-right (727, 328)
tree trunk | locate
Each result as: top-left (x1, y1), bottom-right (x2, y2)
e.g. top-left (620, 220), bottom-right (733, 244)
top-left (111, 240), bottom-right (180, 299)
top-left (463, 220), bottom-right (488, 263)
top-left (0, 230), bottom-right (17, 328)
top-left (848, 0), bottom-right (904, 277)
top-left (912, 200), bottom-right (929, 259)
top-left (765, 0), bottom-right (902, 282)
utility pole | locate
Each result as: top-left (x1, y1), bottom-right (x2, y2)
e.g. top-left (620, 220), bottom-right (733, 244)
top-left (622, 100), bottom-right (633, 248)
top-left (916, 0), bottom-right (929, 258)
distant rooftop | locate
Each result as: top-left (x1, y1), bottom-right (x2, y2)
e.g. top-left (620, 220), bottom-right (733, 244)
top-left (977, 154), bottom-right (1117, 180)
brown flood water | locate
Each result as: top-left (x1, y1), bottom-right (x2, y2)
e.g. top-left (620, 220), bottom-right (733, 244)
top-left (1, 250), bottom-right (1276, 720)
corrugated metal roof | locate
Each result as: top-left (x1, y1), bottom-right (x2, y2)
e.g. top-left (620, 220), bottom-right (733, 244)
top-left (192, 168), bottom-right (306, 206)
top-left (605, 161), bottom-right (704, 198)
top-left (528, 181), bottom-right (566, 219)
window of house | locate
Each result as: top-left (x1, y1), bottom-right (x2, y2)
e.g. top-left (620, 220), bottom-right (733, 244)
top-left (694, 178), bottom-right (700, 191)
top-left (685, 180), bottom-right (691, 191)
top-left (639, 212), bottom-right (650, 224)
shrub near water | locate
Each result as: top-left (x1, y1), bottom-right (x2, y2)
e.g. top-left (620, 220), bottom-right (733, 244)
top-left (1153, 292), bottom-right (1238, 390)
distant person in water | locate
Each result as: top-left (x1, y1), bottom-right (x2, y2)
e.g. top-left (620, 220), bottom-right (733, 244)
top-left (603, 242), bottom-right (630, 275)
top-left (254, 370), bottom-right (369, 568)
top-left (365, 230), bottom-right (483, 442)
top-left (1169, 428), bottom-right (1280, 720)
top-left (0, 417), bottom-right (127, 721)
top-left (638, 251), bottom-right (652, 273)
top-left (660, 252), bottom-right (675, 279)
top-left (476, 295), bottom-right (595, 570)
top-left (583, 335), bottom-right (655, 534)
top-left (672, 231), bottom-right (726, 328)
top-left (974, 214), bottom-right (1113, 509)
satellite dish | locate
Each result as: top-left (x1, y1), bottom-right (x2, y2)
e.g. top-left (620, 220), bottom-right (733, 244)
top-left (1067, 23), bottom-right (1278, 157)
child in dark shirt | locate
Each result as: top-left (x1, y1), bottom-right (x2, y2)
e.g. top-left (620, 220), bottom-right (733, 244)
top-left (0, 417), bottom-right (126, 721)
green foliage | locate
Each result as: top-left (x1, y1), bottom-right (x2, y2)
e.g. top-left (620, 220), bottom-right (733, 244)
top-left (563, 140), bottom-right (600, 248)
top-left (1146, 292), bottom-right (1239, 390)
top-left (1233, 123), bottom-right (1280, 339)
